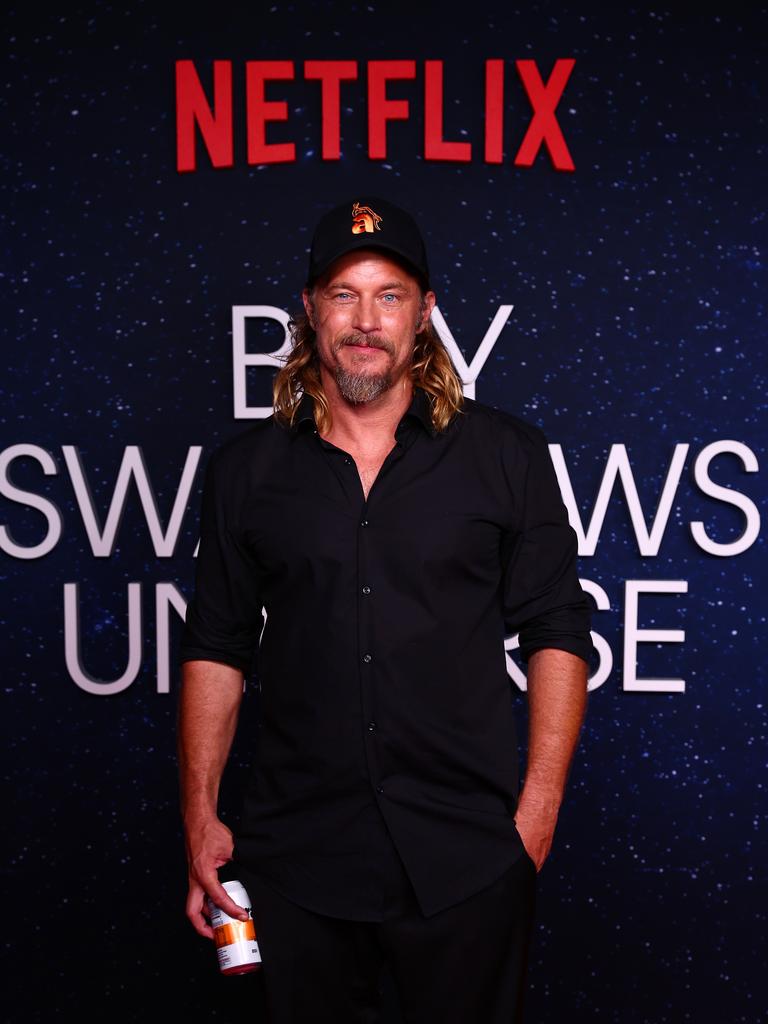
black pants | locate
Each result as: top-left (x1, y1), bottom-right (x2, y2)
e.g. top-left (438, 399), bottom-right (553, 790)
top-left (238, 851), bottom-right (537, 1024)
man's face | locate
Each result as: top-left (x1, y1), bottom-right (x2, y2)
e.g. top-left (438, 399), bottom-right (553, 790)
top-left (303, 250), bottom-right (436, 406)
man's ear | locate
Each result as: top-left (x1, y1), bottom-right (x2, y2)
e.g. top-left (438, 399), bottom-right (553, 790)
top-left (417, 291), bottom-right (437, 332)
top-left (302, 288), bottom-right (315, 327)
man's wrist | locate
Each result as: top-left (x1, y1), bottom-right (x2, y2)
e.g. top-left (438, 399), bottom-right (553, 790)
top-left (516, 784), bottom-right (563, 817)
top-left (182, 803), bottom-right (221, 829)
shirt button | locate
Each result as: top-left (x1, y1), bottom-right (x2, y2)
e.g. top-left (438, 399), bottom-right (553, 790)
top-left (362, 653), bottom-right (372, 664)
top-left (360, 519), bottom-right (369, 528)
top-left (362, 585), bottom-right (371, 595)
top-left (367, 721), bottom-right (376, 732)
top-left (344, 457), bottom-right (352, 465)
top-left (376, 785), bottom-right (384, 794)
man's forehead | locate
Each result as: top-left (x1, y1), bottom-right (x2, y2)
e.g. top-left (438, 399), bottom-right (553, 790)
top-left (315, 248), bottom-right (422, 290)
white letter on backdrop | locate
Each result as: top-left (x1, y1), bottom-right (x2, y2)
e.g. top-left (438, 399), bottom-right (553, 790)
top-left (504, 632), bottom-right (527, 692)
top-left (232, 305), bottom-right (293, 419)
top-left (579, 578), bottom-right (613, 692)
top-left (690, 440), bottom-right (760, 556)
top-left (0, 444), bottom-right (62, 559)
top-left (549, 443), bottom-right (689, 557)
top-left (64, 582), bottom-right (143, 695)
top-left (62, 445), bottom-right (202, 557)
top-left (623, 580), bottom-right (687, 693)
top-left (155, 582), bottom-right (188, 694)
top-left (430, 305), bottom-right (514, 399)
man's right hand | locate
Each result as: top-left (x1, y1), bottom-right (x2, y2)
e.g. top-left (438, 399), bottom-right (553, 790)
top-left (185, 816), bottom-right (250, 939)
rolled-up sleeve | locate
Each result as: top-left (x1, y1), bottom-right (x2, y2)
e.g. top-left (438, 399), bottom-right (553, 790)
top-left (501, 425), bottom-right (592, 664)
top-left (179, 447), bottom-right (263, 675)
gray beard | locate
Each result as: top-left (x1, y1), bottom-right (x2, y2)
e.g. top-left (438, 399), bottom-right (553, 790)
top-left (334, 365), bottom-right (392, 404)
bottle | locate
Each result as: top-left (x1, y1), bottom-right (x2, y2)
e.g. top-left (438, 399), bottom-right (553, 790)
top-left (207, 880), bottom-right (262, 975)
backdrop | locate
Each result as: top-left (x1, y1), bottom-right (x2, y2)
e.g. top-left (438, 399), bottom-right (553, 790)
top-left (3, 3), bottom-right (765, 1022)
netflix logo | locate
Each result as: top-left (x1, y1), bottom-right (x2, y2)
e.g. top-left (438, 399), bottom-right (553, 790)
top-left (175, 58), bottom-right (577, 173)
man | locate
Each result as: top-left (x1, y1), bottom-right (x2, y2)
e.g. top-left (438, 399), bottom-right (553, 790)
top-left (178, 196), bottom-right (592, 1022)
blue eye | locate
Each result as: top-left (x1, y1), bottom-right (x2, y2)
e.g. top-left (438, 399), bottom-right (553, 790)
top-left (382, 293), bottom-right (397, 303)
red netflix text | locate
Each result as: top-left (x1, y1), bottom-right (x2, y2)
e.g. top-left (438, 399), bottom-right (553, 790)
top-left (175, 58), bottom-right (576, 174)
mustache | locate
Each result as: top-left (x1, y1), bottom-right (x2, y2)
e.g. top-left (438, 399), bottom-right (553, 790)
top-left (336, 334), bottom-right (395, 355)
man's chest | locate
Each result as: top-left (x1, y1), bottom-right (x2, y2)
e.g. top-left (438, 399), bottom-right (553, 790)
top-left (238, 434), bottom-right (518, 587)
top-left (315, 429), bottom-right (396, 502)
top-left (347, 448), bottom-right (392, 501)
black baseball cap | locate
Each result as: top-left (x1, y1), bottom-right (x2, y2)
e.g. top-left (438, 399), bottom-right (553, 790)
top-left (306, 196), bottom-right (430, 289)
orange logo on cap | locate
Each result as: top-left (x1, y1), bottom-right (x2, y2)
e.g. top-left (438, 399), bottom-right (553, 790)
top-left (351, 202), bottom-right (383, 235)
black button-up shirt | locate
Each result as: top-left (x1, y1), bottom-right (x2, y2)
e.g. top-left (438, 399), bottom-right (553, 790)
top-left (179, 388), bottom-right (592, 919)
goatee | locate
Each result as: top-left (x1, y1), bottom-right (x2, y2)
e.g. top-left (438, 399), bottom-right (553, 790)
top-left (333, 334), bottom-right (396, 404)
top-left (335, 366), bottom-right (392, 404)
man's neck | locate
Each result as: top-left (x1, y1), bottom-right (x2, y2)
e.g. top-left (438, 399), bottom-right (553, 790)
top-left (321, 375), bottom-right (414, 453)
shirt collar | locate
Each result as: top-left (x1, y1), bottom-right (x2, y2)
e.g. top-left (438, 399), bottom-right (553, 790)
top-left (291, 387), bottom-right (437, 438)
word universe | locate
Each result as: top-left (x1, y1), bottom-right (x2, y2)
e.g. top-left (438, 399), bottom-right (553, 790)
top-left (175, 58), bottom-right (577, 172)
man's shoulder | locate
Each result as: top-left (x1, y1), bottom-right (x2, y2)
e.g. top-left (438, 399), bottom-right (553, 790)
top-left (206, 415), bottom-right (291, 477)
top-left (459, 396), bottom-right (547, 450)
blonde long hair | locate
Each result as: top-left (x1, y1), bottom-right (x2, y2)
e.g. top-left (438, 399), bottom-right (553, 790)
top-left (272, 307), bottom-right (464, 436)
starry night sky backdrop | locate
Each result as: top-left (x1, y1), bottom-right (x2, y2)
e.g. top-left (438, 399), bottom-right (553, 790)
top-left (2, 3), bottom-right (766, 1022)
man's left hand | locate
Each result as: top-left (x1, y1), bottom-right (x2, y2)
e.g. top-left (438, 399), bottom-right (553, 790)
top-left (513, 800), bottom-right (559, 873)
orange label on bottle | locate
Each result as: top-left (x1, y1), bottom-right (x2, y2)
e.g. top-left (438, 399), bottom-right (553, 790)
top-left (213, 918), bottom-right (256, 949)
